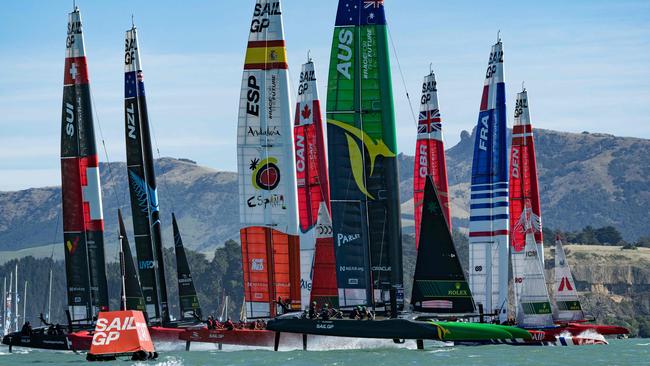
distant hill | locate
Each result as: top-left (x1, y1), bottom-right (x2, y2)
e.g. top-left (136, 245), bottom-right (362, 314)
top-left (1, 128), bottom-right (649, 259)
top-left (399, 128), bottom-right (650, 241)
top-left (0, 159), bottom-right (239, 258)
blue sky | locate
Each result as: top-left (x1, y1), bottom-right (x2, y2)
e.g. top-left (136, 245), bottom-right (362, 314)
top-left (0, 0), bottom-right (648, 190)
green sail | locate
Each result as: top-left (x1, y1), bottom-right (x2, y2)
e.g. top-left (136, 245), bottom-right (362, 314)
top-left (326, 0), bottom-right (403, 312)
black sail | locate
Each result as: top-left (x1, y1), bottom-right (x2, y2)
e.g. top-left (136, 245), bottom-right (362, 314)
top-left (118, 209), bottom-right (146, 312)
top-left (60, 7), bottom-right (109, 323)
top-left (124, 25), bottom-right (170, 324)
top-left (172, 213), bottom-right (202, 320)
top-left (411, 176), bottom-right (475, 314)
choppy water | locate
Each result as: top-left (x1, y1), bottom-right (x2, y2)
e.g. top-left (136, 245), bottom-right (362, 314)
top-left (0, 339), bottom-right (648, 366)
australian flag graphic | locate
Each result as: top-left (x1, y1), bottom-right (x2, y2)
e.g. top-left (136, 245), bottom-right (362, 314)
top-left (125, 70), bottom-right (146, 98)
top-left (336, 0), bottom-right (386, 26)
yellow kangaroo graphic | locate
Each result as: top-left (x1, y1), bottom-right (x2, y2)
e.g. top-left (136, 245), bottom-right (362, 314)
top-left (328, 119), bottom-right (396, 200)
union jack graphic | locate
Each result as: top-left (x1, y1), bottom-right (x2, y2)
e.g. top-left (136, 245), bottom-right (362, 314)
top-left (364, 0), bottom-right (384, 9)
top-left (418, 109), bottom-right (441, 134)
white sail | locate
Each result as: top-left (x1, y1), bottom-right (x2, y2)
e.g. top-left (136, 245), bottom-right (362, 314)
top-left (237, 0), bottom-right (298, 235)
top-left (553, 235), bottom-right (585, 321)
top-left (237, 0), bottom-right (301, 318)
top-left (513, 230), bottom-right (554, 328)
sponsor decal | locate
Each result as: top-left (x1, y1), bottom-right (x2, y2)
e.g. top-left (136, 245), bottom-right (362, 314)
top-left (371, 266), bottom-right (391, 272)
top-left (250, 2), bottom-right (281, 33)
top-left (66, 237), bottom-right (80, 254)
top-left (247, 194), bottom-right (286, 209)
top-left (328, 119), bottom-right (395, 199)
top-left (66, 19), bottom-right (82, 49)
top-left (251, 258), bottom-right (264, 271)
top-left (298, 70), bottom-right (315, 95)
top-left (514, 97), bottom-right (528, 119)
top-left (247, 126), bottom-right (281, 137)
top-left (337, 233), bottom-right (361, 247)
top-left (250, 157), bottom-right (281, 191)
top-left (485, 50), bottom-right (504, 78)
top-left (138, 260), bottom-right (155, 270)
top-left (336, 29), bottom-right (353, 79)
top-left (447, 282), bottom-right (469, 296)
top-left (300, 278), bottom-right (312, 291)
top-left (418, 144), bottom-right (428, 177)
top-left (339, 266), bottom-right (364, 273)
top-left (316, 323), bottom-right (334, 330)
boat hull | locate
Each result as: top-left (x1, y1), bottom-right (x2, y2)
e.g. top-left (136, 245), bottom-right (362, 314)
top-left (2, 329), bottom-right (71, 351)
top-left (267, 318), bottom-right (533, 342)
top-left (179, 328), bottom-right (289, 347)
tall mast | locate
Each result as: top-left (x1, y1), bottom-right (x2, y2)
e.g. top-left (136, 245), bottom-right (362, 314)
top-left (468, 38), bottom-right (509, 323)
top-left (61, 6), bottom-right (109, 324)
top-left (2, 277), bottom-right (5, 335)
top-left (237, 0), bottom-right (301, 318)
top-left (124, 23), bottom-right (169, 324)
top-left (22, 282), bottom-right (27, 326)
top-left (47, 270), bottom-right (53, 323)
top-left (326, 0), bottom-right (403, 316)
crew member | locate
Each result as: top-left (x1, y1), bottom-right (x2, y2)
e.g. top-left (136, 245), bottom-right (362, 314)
top-left (225, 318), bottom-right (235, 331)
top-left (319, 304), bottom-right (331, 320)
top-left (309, 301), bottom-right (318, 319)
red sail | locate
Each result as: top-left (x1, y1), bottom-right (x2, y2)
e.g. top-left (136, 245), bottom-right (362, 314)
top-left (293, 60), bottom-right (335, 306)
top-left (509, 89), bottom-right (544, 256)
top-left (241, 227), bottom-right (301, 317)
top-left (414, 72), bottom-right (451, 247)
top-left (310, 203), bottom-right (338, 306)
top-left (294, 61), bottom-right (330, 231)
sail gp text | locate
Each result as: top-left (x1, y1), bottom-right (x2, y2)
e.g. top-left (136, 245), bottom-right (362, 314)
top-left (91, 316), bottom-right (148, 346)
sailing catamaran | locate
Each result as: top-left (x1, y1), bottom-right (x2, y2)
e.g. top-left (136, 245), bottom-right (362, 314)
top-left (238, 0), bottom-right (302, 319)
top-left (509, 88), bottom-right (554, 328)
top-left (123, 23), bottom-right (170, 325)
top-left (508, 93), bottom-right (628, 339)
top-left (3, 6), bottom-right (109, 351)
top-left (468, 37), bottom-right (509, 323)
top-left (553, 235), bottom-right (584, 322)
top-left (414, 70), bottom-right (451, 247)
top-left (293, 59), bottom-right (334, 307)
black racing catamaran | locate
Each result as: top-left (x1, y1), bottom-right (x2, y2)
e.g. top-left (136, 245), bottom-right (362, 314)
top-left (3, 6), bottom-right (109, 351)
top-left (173, 213), bottom-right (203, 321)
top-left (411, 176), bottom-right (475, 315)
top-left (118, 209), bottom-right (146, 312)
top-left (123, 22), bottom-right (202, 326)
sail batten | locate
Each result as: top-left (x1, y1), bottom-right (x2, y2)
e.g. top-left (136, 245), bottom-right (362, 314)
top-left (61, 7), bottom-right (109, 323)
top-left (327, 0), bottom-right (403, 312)
top-left (238, 0), bottom-right (301, 318)
top-left (468, 40), bottom-right (509, 322)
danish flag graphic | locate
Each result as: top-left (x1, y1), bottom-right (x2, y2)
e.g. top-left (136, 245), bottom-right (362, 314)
top-left (558, 277), bottom-right (573, 292)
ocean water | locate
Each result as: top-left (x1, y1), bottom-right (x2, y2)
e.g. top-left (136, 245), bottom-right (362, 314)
top-left (0, 339), bottom-right (648, 366)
